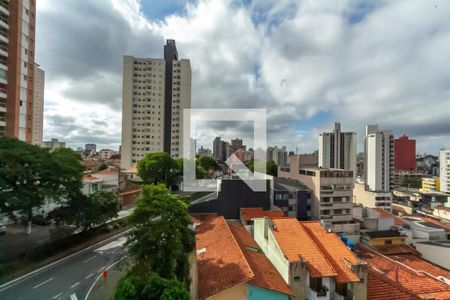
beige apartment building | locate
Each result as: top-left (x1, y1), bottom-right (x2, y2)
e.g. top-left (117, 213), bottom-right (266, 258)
top-left (1, 0), bottom-right (37, 142)
top-left (31, 62), bottom-right (43, 145)
top-left (279, 155), bottom-right (358, 234)
top-left (121, 40), bottom-right (191, 169)
top-left (353, 181), bottom-right (392, 212)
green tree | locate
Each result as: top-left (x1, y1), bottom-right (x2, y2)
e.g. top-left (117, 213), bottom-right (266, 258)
top-left (197, 156), bottom-right (219, 172)
top-left (126, 184), bottom-right (194, 279)
top-left (0, 138), bottom-right (84, 234)
top-left (244, 159), bottom-right (278, 177)
top-left (51, 191), bottom-right (120, 232)
top-left (137, 152), bottom-right (177, 185)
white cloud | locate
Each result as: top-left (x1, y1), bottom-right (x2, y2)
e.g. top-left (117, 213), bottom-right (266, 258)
top-left (36, 0), bottom-right (450, 154)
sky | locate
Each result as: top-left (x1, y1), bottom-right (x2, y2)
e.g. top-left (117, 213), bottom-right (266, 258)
top-left (36, 0), bottom-right (450, 155)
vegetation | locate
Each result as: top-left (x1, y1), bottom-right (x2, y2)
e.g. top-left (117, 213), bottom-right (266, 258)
top-left (115, 184), bottom-right (194, 299)
top-left (0, 138), bottom-right (84, 233)
top-left (137, 152), bottom-right (177, 186)
top-left (196, 156), bottom-right (219, 172)
top-left (51, 191), bottom-right (120, 232)
top-left (244, 159), bottom-right (278, 177)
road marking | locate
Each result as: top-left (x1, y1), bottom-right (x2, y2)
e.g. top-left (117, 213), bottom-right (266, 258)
top-left (82, 255), bottom-right (97, 264)
top-left (52, 292), bottom-right (63, 299)
top-left (85, 255), bottom-right (128, 300)
top-left (71, 294), bottom-right (78, 300)
top-left (85, 273), bottom-right (94, 279)
top-left (70, 281), bottom-right (80, 289)
top-left (33, 277), bottom-right (53, 289)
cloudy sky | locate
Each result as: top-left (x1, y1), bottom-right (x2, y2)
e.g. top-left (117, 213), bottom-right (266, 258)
top-left (36, 0), bottom-right (450, 154)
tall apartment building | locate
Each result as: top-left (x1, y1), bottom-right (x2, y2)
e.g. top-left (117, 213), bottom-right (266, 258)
top-left (364, 125), bottom-right (394, 192)
top-left (31, 63), bottom-right (43, 145)
top-left (319, 122), bottom-right (357, 179)
top-left (230, 138), bottom-right (243, 152)
top-left (279, 155), bottom-right (359, 234)
top-left (440, 149), bottom-right (450, 194)
top-left (267, 145), bottom-right (288, 166)
top-left (213, 137), bottom-right (230, 162)
top-left (394, 135), bottom-right (416, 171)
top-left (121, 40), bottom-right (191, 169)
top-left (1, 0), bottom-right (37, 141)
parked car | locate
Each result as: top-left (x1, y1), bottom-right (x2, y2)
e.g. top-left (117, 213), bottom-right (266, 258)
top-left (0, 224), bottom-right (6, 234)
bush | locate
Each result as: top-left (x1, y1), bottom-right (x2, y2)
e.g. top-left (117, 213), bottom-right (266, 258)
top-left (50, 226), bottom-right (75, 241)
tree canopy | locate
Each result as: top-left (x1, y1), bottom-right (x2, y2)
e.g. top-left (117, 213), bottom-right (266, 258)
top-left (196, 156), bottom-right (219, 172)
top-left (137, 152), bottom-right (177, 185)
top-left (244, 159), bottom-right (278, 177)
top-left (0, 137), bottom-right (84, 233)
top-left (125, 184), bottom-right (194, 279)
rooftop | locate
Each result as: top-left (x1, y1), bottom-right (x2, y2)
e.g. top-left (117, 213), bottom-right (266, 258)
top-left (273, 177), bottom-right (309, 191)
top-left (386, 253), bottom-right (450, 279)
top-left (302, 222), bottom-right (361, 283)
top-left (372, 208), bottom-right (406, 226)
top-left (270, 218), bottom-right (337, 277)
top-left (367, 269), bottom-right (416, 300)
top-left (420, 218), bottom-right (450, 231)
top-left (240, 207), bottom-right (284, 222)
top-left (94, 168), bottom-right (119, 175)
top-left (82, 174), bottom-right (102, 182)
top-left (435, 206), bottom-right (450, 212)
top-left (364, 230), bottom-right (403, 238)
top-left (227, 221), bottom-right (293, 296)
top-left (359, 246), bottom-right (450, 299)
top-left (196, 216), bottom-right (254, 299)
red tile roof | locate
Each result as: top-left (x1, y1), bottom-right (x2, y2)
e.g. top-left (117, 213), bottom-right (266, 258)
top-left (270, 218), bottom-right (337, 277)
top-left (359, 245), bottom-right (450, 299)
top-left (122, 166), bottom-right (138, 174)
top-left (421, 217), bottom-right (450, 231)
top-left (240, 207), bottom-right (284, 222)
top-left (82, 174), bottom-right (102, 182)
top-left (386, 254), bottom-right (450, 279)
top-left (373, 244), bottom-right (419, 256)
top-left (368, 269), bottom-right (417, 300)
top-left (302, 222), bottom-right (361, 283)
top-left (94, 168), bottom-right (119, 175)
top-left (372, 208), bottom-right (406, 226)
top-left (196, 216), bottom-right (254, 299)
top-left (118, 189), bottom-right (141, 196)
top-left (227, 221), bottom-right (293, 296)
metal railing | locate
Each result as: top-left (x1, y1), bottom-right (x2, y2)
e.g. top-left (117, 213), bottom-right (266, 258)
top-left (0, 2), bottom-right (8, 11)
top-left (0, 15), bottom-right (7, 24)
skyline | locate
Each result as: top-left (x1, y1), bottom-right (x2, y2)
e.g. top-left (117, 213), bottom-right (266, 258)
top-left (36, 0), bottom-right (450, 154)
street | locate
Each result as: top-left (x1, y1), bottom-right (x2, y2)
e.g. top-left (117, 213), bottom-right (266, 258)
top-left (0, 234), bottom-right (127, 300)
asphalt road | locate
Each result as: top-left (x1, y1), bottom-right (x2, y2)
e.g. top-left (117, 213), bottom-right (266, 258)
top-left (0, 234), bottom-right (127, 300)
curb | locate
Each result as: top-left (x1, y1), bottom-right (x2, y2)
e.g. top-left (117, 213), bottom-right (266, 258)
top-left (0, 228), bottom-right (132, 292)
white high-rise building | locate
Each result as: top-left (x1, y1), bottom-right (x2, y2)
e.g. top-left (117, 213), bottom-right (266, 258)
top-left (364, 125), bottom-right (394, 192)
top-left (121, 40), bottom-right (191, 169)
top-left (318, 122), bottom-right (356, 179)
top-left (32, 63), bottom-right (44, 145)
top-left (440, 149), bottom-right (450, 194)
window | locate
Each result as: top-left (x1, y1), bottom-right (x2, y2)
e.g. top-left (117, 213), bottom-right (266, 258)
top-left (385, 240), bottom-right (393, 245)
top-left (293, 276), bottom-right (300, 282)
top-left (336, 283), bottom-right (348, 296)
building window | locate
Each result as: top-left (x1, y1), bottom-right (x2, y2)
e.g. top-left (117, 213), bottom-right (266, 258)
top-left (293, 276), bottom-right (300, 282)
top-left (385, 240), bottom-right (393, 245)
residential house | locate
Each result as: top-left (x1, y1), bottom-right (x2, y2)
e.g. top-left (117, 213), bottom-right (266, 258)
top-left (82, 174), bottom-right (103, 195)
top-left (433, 206), bottom-right (450, 221)
top-left (253, 217), bottom-right (367, 300)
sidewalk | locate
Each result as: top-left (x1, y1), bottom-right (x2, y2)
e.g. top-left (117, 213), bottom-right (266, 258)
top-left (88, 258), bottom-right (130, 300)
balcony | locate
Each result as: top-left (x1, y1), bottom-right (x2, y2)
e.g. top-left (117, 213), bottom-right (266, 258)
top-left (0, 2), bottom-right (8, 16)
top-left (0, 28), bottom-right (7, 43)
top-left (0, 14), bottom-right (7, 29)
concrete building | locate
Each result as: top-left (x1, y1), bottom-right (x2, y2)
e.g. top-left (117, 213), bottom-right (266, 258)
top-left (415, 241), bottom-right (450, 270)
top-left (31, 63), bottom-right (43, 145)
top-left (1, 0), bottom-right (37, 142)
top-left (440, 149), bottom-right (450, 194)
top-left (253, 218), bottom-right (367, 300)
top-left (433, 206), bottom-right (450, 221)
top-left (422, 177), bottom-right (440, 192)
top-left (268, 146), bottom-right (288, 166)
top-left (42, 138), bottom-right (65, 149)
top-left (213, 137), bottom-right (230, 162)
top-left (279, 155), bottom-right (358, 234)
top-left (85, 143), bottom-right (96, 151)
top-left (364, 125), bottom-right (394, 192)
top-left (82, 174), bottom-right (103, 195)
top-left (121, 39), bottom-right (191, 169)
top-left (197, 146), bottom-right (212, 157)
top-left (394, 135), bottom-right (416, 171)
top-left (231, 138), bottom-right (243, 152)
top-left (319, 122), bottom-right (356, 179)
top-left (353, 182), bottom-right (392, 211)
top-left (98, 148), bottom-right (116, 160)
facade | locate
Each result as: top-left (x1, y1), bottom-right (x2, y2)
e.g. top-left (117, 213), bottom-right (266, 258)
top-left (98, 148), bottom-right (115, 160)
top-left (197, 146), bottom-right (212, 157)
top-left (394, 135), bottom-right (416, 171)
top-left (81, 174), bottom-right (103, 195)
top-left (318, 122), bottom-right (357, 179)
top-left (353, 182), bottom-right (392, 211)
top-left (364, 125), bottom-right (394, 192)
top-left (253, 218), bottom-right (367, 300)
top-left (272, 177), bottom-right (311, 219)
top-left (85, 143), bottom-right (96, 151)
top-left (31, 63), bottom-right (43, 145)
top-left (278, 155), bottom-right (358, 234)
top-left (121, 40), bottom-right (191, 169)
top-left (433, 206), bottom-right (450, 221)
top-left (1, 0), bottom-right (37, 141)
top-left (267, 146), bottom-right (288, 166)
top-left (440, 149), bottom-right (450, 194)
top-left (415, 241), bottom-right (450, 270)
top-left (422, 177), bottom-right (440, 192)
top-left (213, 137), bottom-right (230, 162)
top-left (42, 138), bottom-right (65, 149)
top-left (231, 138), bottom-right (243, 152)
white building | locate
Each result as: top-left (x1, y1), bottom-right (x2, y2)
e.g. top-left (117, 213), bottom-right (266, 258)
top-left (99, 149), bottom-right (116, 160)
top-left (121, 40), bottom-right (191, 169)
top-left (353, 182), bottom-right (392, 212)
top-left (440, 149), bottom-right (450, 193)
top-left (364, 125), bottom-right (394, 192)
top-left (319, 122), bottom-right (356, 180)
top-left (32, 64), bottom-right (44, 145)
top-left (42, 138), bottom-right (66, 149)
